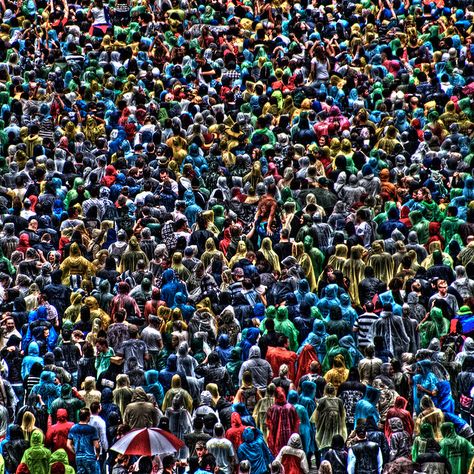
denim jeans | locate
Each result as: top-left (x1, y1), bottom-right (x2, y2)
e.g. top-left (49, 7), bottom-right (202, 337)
top-left (76, 458), bottom-right (100, 474)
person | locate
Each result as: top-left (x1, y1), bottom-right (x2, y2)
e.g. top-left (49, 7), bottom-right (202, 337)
top-left (413, 361), bottom-right (439, 415)
top-left (238, 346), bottom-right (273, 391)
top-left (237, 427), bottom-right (273, 474)
top-left (67, 408), bottom-right (100, 474)
top-left (266, 336), bottom-right (298, 383)
top-left (2, 424), bottom-right (29, 474)
top-left (266, 387), bottom-right (299, 456)
top-left (314, 383), bottom-right (347, 454)
top-left (347, 426), bottom-right (383, 474)
top-left (206, 424), bottom-right (235, 474)
top-left (274, 434), bottom-right (309, 474)
top-left (439, 422), bottom-right (474, 474)
top-left (416, 438), bottom-right (452, 474)
top-left (45, 409), bottom-right (74, 461)
top-left (20, 431), bottom-right (51, 474)
top-left (323, 435), bottom-right (347, 474)
top-left (89, 402), bottom-right (108, 472)
top-left (123, 387), bottom-right (159, 429)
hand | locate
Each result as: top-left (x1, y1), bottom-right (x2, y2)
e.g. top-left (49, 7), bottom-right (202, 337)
top-left (417, 384), bottom-right (424, 392)
top-left (266, 226), bottom-right (273, 236)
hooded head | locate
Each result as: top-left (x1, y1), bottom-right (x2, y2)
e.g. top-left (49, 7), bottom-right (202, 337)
top-left (177, 342), bottom-right (189, 357)
top-left (27, 342), bottom-right (40, 357)
top-left (83, 376), bottom-right (96, 391)
top-left (364, 385), bottom-right (381, 404)
top-left (145, 370), bottom-right (160, 385)
top-left (287, 390), bottom-right (299, 405)
top-left (394, 396), bottom-right (408, 410)
top-left (275, 387), bottom-right (287, 405)
top-left (324, 284), bottom-right (339, 299)
top-left (218, 334), bottom-right (230, 349)
top-left (246, 327), bottom-right (260, 343)
top-left (242, 427), bottom-right (255, 444)
top-left (230, 412), bottom-right (243, 428)
top-left (131, 387), bottom-right (149, 402)
top-left (56, 408), bottom-right (69, 422)
top-left (440, 422), bottom-right (455, 439)
top-left (30, 430), bottom-right (44, 447)
top-left (171, 374), bottom-right (182, 389)
top-left (166, 354), bottom-right (178, 371)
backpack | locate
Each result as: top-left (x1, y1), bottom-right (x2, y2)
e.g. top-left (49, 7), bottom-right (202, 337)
top-left (102, 203), bottom-right (119, 221)
top-left (240, 386), bottom-right (258, 412)
top-left (116, 208), bottom-right (134, 232)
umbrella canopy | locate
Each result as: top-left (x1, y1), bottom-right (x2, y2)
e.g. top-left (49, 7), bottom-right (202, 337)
top-left (110, 428), bottom-right (185, 456)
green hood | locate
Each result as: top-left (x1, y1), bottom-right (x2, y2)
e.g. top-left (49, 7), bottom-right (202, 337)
top-left (276, 306), bottom-right (289, 322)
top-left (50, 448), bottom-right (70, 465)
top-left (30, 430), bottom-right (44, 447)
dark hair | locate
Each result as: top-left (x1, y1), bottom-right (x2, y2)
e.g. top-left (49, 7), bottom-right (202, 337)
top-left (96, 337), bottom-right (108, 348)
top-left (162, 455), bottom-right (176, 469)
top-left (79, 408), bottom-right (91, 422)
top-left (193, 417), bottom-right (204, 430)
top-left (199, 454), bottom-right (216, 471)
top-left (90, 401), bottom-right (101, 414)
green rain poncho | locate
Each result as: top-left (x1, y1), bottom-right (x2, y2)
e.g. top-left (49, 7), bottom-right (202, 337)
top-left (409, 211), bottom-right (430, 245)
top-left (212, 205), bottom-right (225, 231)
top-left (412, 423), bottom-right (435, 462)
top-left (440, 422), bottom-right (474, 474)
top-left (274, 307), bottom-right (299, 352)
top-left (226, 347), bottom-right (243, 390)
top-left (304, 235), bottom-right (324, 278)
top-left (322, 335), bottom-right (352, 373)
top-left (0, 247), bottom-right (15, 276)
top-left (50, 449), bottom-right (75, 474)
top-left (421, 199), bottom-right (444, 223)
top-left (63, 177), bottom-right (89, 209)
top-left (260, 306), bottom-right (277, 333)
top-left (418, 307), bottom-right (450, 348)
top-left (21, 431), bottom-right (51, 474)
top-left (440, 215), bottom-right (463, 244)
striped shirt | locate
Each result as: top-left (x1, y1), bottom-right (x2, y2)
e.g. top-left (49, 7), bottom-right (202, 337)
top-left (353, 312), bottom-right (379, 348)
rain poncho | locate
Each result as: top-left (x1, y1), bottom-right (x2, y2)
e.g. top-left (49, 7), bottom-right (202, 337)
top-left (440, 422), bottom-right (474, 474)
top-left (273, 307), bottom-right (299, 352)
top-left (237, 427), bottom-right (274, 474)
top-left (20, 431), bottom-right (51, 474)
top-left (354, 385), bottom-right (381, 428)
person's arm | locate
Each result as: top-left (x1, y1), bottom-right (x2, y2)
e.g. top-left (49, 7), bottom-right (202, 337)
top-left (67, 437), bottom-right (75, 454)
top-left (99, 422), bottom-right (108, 451)
top-left (347, 449), bottom-right (356, 474)
top-left (94, 439), bottom-right (100, 459)
top-left (300, 453), bottom-right (310, 474)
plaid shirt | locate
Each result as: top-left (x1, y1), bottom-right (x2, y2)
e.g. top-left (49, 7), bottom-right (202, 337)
top-left (222, 69), bottom-right (241, 87)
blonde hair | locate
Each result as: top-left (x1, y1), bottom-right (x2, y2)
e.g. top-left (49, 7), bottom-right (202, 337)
top-left (21, 411), bottom-right (38, 441)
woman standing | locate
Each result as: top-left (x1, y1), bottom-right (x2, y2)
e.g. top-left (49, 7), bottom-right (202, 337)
top-left (314, 383), bottom-right (347, 455)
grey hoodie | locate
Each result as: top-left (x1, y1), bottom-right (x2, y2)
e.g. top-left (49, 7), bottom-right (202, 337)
top-left (238, 346), bottom-right (273, 390)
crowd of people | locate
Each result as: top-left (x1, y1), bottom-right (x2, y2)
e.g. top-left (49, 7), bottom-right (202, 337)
top-left (0, 0), bottom-right (473, 471)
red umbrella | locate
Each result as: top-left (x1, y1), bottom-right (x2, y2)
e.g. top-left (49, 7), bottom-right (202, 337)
top-left (110, 428), bottom-right (185, 456)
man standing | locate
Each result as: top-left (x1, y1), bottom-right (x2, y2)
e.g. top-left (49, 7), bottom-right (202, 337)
top-left (353, 302), bottom-right (379, 350)
top-left (206, 424), bottom-right (235, 474)
top-left (116, 325), bottom-right (149, 372)
top-left (89, 402), bottom-right (108, 474)
top-left (428, 279), bottom-right (459, 318)
top-left (67, 408), bottom-right (100, 474)
top-left (348, 426), bottom-right (383, 474)
top-left (266, 335), bottom-right (297, 382)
